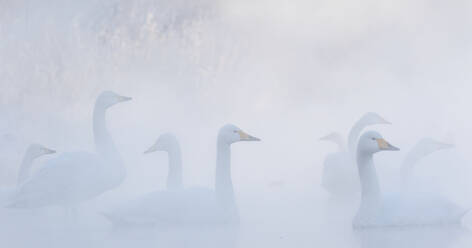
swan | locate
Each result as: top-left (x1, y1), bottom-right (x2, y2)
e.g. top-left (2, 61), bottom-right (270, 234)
top-left (103, 124), bottom-right (260, 227)
top-left (0, 144), bottom-right (56, 205)
top-left (353, 131), bottom-right (467, 228)
top-left (7, 91), bottom-right (131, 210)
top-left (144, 132), bottom-right (183, 190)
top-left (320, 112), bottom-right (390, 196)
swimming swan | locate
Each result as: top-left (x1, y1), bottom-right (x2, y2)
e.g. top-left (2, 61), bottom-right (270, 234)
top-left (104, 124), bottom-right (260, 226)
top-left (353, 131), bottom-right (467, 228)
top-left (0, 144), bottom-right (55, 205)
top-left (144, 133), bottom-right (183, 190)
top-left (7, 91), bottom-right (131, 210)
top-left (320, 113), bottom-right (390, 196)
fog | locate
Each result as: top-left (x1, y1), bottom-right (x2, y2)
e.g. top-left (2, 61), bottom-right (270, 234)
top-left (1, 0), bottom-right (472, 247)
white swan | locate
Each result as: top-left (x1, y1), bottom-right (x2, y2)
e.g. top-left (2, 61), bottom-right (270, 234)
top-left (144, 133), bottom-right (183, 190)
top-left (7, 91), bottom-right (131, 210)
top-left (104, 124), bottom-right (260, 227)
top-left (353, 131), bottom-right (467, 228)
top-left (320, 112), bottom-right (390, 196)
top-left (0, 144), bottom-right (56, 205)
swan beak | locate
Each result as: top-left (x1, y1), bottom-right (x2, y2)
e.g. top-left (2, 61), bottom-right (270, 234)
top-left (44, 148), bottom-right (56, 154)
top-left (238, 130), bottom-right (261, 141)
top-left (144, 144), bottom-right (158, 154)
top-left (319, 134), bottom-right (332, 141)
top-left (377, 138), bottom-right (399, 151)
top-left (117, 95), bottom-right (132, 102)
top-left (378, 117), bottom-right (391, 125)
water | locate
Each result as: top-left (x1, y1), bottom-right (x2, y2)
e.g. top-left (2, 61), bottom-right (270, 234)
top-left (1, 0), bottom-right (472, 247)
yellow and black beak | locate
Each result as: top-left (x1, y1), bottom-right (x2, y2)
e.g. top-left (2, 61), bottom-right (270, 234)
top-left (237, 130), bottom-right (261, 141)
top-left (377, 138), bottom-right (399, 151)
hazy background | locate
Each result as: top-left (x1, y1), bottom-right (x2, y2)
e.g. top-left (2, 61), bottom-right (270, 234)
top-left (0, 0), bottom-right (472, 247)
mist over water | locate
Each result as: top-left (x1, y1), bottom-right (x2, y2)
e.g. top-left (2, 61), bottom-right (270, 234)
top-left (1, 0), bottom-right (472, 247)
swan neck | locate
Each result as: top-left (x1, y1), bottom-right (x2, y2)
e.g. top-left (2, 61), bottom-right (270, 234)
top-left (17, 152), bottom-right (35, 186)
top-left (356, 151), bottom-right (381, 206)
top-left (215, 139), bottom-right (235, 206)
top-left (92, 103), bottom-right (125, 188)
top-left (348, 119), bottom-right (367, 155)
top-left (166, 144), bottom-right (183, 190)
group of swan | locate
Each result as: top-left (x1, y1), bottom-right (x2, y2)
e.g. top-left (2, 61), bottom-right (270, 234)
top-left (7, 91), bottom-right (131, 211)
top-left (1, 91), bottom-right (466, 230)
top-left (353, 131), bottom-right (467, 228)
top-left (104, 125), bottom-right (260, 226)
top-left (321, 113), bottom-right (466, 228)
top-left (2, 91), bottom-right (260, 228)
top-left (320, 112), bottom-right (390, 196)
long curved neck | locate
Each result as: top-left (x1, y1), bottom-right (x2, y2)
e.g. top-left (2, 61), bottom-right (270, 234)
top-left (166, 144), bottom-right (183, 190)
top-left (215, 139), bottom-right (235, 208)
top-left (92, 103), bottom-right (125, 187)
top-left (348, 119), bottom-right (368, 155)
top-left (17, 151), bottom-right (35, 186)
top-left (356, 151), bottom-right (381, 207)
top-left (93, 105), bottom-right (118, 157)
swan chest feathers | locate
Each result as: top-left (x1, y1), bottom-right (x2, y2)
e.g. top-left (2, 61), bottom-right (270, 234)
top-left (105, 187), bottom-right (237, 227)
top-left (9, 152), bottom-right (124, 208)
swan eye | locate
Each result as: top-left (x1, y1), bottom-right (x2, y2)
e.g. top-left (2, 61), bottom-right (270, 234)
top-left (371, 138), bottom-right (376, 141)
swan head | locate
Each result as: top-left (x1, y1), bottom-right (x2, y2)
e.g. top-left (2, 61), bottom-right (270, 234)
top-left (358, 131), bottom-right (399, 154)
top-left (416, 138), bottom-right (454, 153)
top-left (26, 144), bottom-right (56, 159)
top-left (144, 133), bottom-right (179, 154)
top-left (218, 124), bottom-right (260, 145)
top-left (96, 91), bottom-right (132, 109)
top-left (359, 112), bottom-right (391, 125)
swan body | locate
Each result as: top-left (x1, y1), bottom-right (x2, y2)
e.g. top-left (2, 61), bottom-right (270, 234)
top-left (104, 124), bottom-right (260, 227)
top-left (353, 131), bottom-right (467, 228)
top-left (0, 144), bottom-right (55, 205)
top-left (320, 112), bottom-right (390, 196)
top-left (8, 91), bottom-right (131, 209)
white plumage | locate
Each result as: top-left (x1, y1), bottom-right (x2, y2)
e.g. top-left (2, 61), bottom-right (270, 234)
top-left (7, 91), bottom-right (131, 210)
top-left (104, 124), bottom-right (260, 227)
